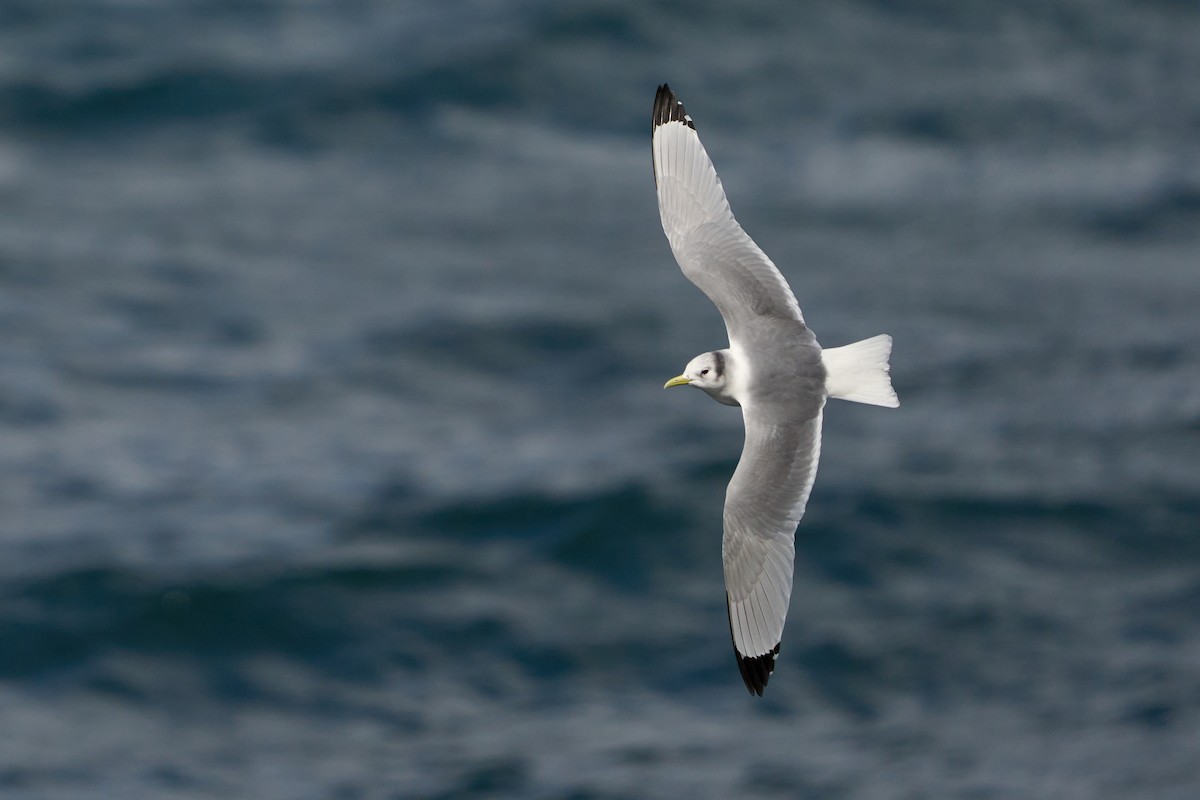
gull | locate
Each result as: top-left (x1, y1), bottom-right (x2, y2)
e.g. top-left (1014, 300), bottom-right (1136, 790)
top-left (653, 84), bottom-right (898, 696)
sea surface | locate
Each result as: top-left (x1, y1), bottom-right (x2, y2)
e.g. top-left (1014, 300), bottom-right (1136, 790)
top-left (2, 1), bottom-right (1199, 798)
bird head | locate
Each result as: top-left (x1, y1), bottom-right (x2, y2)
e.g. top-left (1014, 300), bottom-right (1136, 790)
top-left (664, 351), bottom-right (728, 396)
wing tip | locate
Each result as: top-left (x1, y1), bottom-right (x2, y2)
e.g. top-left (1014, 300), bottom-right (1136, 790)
top-left (727, 593), bottom-right (780, 696)
top-left (735, 644), bottom-right (780, 697)
top-left (653, 83), bottom-right (695, 131)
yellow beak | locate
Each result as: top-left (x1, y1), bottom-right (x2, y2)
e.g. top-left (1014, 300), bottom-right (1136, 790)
top-left (663, 374), bottom-right (691, 389)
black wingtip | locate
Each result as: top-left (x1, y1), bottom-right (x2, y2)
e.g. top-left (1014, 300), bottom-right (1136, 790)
top-left (727, 595), bottom-right (780, 696)
top-left (734, 645), bottom-right (780, 697)
top-left (652, 83), bottom-right (695, 131)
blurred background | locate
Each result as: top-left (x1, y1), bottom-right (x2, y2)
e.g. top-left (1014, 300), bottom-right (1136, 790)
top-left (1, 1), bottom-right (1199, 797)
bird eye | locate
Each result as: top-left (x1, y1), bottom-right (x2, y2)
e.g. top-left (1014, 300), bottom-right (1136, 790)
top-left (700, 369), bottom-right (710, 376)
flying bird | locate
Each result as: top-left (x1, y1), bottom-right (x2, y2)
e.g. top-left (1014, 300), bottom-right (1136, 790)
top-left (653, 84), bottom-right (899, 696)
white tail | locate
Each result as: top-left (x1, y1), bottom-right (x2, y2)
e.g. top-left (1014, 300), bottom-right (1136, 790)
top-left (822, 334), bottom-right (899, 407)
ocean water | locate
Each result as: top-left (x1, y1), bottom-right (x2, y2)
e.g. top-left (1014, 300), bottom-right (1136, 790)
top-left (2, 1), bottom-right (1199, 797)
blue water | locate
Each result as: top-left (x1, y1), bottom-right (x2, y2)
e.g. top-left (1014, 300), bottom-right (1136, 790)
top-left (2, 1), bottom-right (1199, 797)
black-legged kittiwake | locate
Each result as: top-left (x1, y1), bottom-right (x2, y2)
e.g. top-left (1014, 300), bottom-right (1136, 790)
top-left (653, 84), bottom-right (899, 696)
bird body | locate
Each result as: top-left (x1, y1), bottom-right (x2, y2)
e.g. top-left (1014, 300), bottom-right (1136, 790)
top-left (653, 84), bottom-right (898, 695)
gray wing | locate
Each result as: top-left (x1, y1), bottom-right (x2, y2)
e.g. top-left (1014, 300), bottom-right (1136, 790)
top-left (652, 84), bottom-right (804, 337)
top-left (722, 404), bottom-right (823, 695)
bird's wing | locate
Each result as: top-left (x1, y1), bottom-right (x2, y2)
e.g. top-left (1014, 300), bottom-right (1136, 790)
top-left (722, 405), bottom-right (823, 695)
top-left (652, 84), bottom-right (803, 336)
